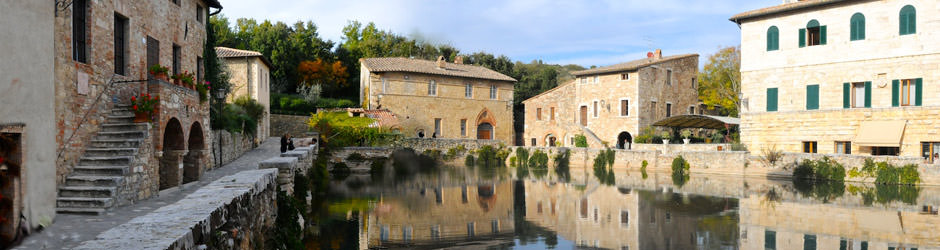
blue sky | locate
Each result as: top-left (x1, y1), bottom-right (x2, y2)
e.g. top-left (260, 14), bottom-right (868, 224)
top-left (218, 0), bottom-right (779, 67)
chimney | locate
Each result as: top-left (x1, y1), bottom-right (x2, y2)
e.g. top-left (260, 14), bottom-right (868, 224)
top-left (436, 56), bottom-right (446, 69)
top-left (655, 49), bottom-right (662, 59)
top-left (647, 52), bottom-right (654, 58)
top-left (454, 56), bottom-right (464, 64)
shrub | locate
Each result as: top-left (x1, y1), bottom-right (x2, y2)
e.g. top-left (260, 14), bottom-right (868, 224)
top-left (553, 150), bottom-right (571, 182)
top-left (634, 126), bottom-right (658, 143)
top-left (574, 134), bottom-right (588, 148)
top-left (271, 93), bottom-right (358, 115)
top-left (346, 153), bottom-right (366, 162)
top-left (641, 160), bottom-right (649, 180)
top-left (422, 149), bottom-right (442, 160)
top-left (509, 156), bottom-right (517, 168)
top-left (370, 158), bottom-right (386, 175)
top-left (528, 150), bottom-right (549, 169)
top-left (475, 145), bottom-right (510, 168)
top-left (516, 147), bottom-right (530, 168)
top-left (464, 155), bottom-right (475, 167)
top-left (592, 148), bottom-right (616, 186)
top-left (671, 156), bottom-right (691, 187)
top-left (215, 97), bottom-right (266, 136)
top-left (759, 145), bottom-right (784, 166)
top-left (792, 157), bottom-right (846, 182)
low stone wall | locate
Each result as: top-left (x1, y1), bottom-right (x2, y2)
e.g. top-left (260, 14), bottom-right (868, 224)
top-left (632, 143), bottom-right (732, 153)
top-left (210, 130), bottom-right (256, 168)
top-left (269, 114), bottom-right (313, 138)
top-left (395, 138), bottom-right (503, 153)
top-left (259, 146), bottom-right (317, 194)
top-left (74, 169), bottom-right (278, 250)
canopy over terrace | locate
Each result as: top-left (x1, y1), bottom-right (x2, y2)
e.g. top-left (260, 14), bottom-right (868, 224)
top-left (651, 115), bottom-right (740, 129)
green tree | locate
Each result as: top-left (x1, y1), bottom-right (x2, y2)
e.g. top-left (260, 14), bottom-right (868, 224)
top-left (698, 46), bottom-right (741, 117)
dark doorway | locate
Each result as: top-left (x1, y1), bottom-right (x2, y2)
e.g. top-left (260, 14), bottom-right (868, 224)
top-left (183, 122), bottom-right (205, 184)
top-left (160, 118), bottom-right (184, 190)
top-left (477, 123), bottom-right (493, 140)
top-left (616, 132), bottom-right (633, 149)
top-left (0, 130), bottom-right (23, 245)
top-left (580, 106), bottom-right (588, 126)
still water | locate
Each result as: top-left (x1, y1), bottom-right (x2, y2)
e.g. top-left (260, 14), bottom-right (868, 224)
top-left (302, 156), bottom-right (940, 249)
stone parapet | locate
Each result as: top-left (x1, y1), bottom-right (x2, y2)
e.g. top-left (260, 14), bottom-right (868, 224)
top-left (396, 138), bottom-right (502, 153)
top-left (73, 169), bottom-right (278, 250)
top-left (210, 130), bottom-right (256, 167)
top-left (259, 157), bottom-right (298, 194)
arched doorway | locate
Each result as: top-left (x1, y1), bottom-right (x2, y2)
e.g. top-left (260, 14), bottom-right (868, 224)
top-left (160, 118), bottom-right (185, 190)
top-left (477, 123), bottom-right (494, 140)
top-left (545, 134), bottom-right (557, 147)
top-left (183, 122), bottom-right (205, 184)
top-left (616, 132), bottom-right (633, 150)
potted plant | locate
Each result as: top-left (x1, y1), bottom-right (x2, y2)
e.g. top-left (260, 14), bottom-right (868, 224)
top-left (181, 71), bottom-right (195, 89)
top-left (130, 93), bottom-right (159, 123)
top-left (661, 131), bottom-right (671, 145)
top-left (681, 129), bottom-right (692, 144)
top-left (196, 81), bottom-right (210, 103)
top-left (148, 64), bottom-right (170, 81)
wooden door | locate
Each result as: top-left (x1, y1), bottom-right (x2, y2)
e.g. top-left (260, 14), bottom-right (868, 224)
top-left (477, 123), bottom-right (493, 140)
top-left (580, 106), bottom-right (588, 126)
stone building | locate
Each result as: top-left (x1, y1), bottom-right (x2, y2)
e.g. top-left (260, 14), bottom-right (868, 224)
top-left (731, 0), bottom-right (940, 160)
top-left (216, 47), bottom-right (272, 140)
top-left (523, 51), bottom-right (699, 148)
top-left (359, 57), bottom-right (517, 143)
top-left (51, 0), bottom-right (221, 214)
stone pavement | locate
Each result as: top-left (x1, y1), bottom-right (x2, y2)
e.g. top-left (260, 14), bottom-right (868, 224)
top-left (12, 138), bottom-right (280, 250)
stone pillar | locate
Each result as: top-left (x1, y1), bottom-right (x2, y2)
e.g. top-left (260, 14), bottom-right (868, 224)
top-left (258, 157), bottom-right (298, 194)
top-left (160, 150), bottom-right (186, 190)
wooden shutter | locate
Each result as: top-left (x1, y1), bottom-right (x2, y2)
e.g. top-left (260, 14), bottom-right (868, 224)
top-left (892, 79), bottom-right (900, 107)
top-left (72, 0), bottom-right (87, 63)
top-left (113, 15), bottom-right (125, 75)
top-left (864, 81), bottom-right (872, 108)
top-left (915, 78), bottom-right (923, 106)
top-left (900, 11), bottom-right (908, 35)
top-left (820, 26), bottom-right (827, 45)
top-left (767, 88), bottom-right (778, 112)
top-left (843, 83), bottom-right (850, 108)
top-left (799, 29), bottom-right (806, 48)
top-left (910, 11), bottom-right (916, 34)
top-left (806, 85), bottom-right (819, 110)
top-left (146, 36), bottom-right (160, 78)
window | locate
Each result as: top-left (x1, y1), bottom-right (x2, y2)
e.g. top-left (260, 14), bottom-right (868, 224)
top-left (113, 13), bottom-right (128, 75)
top-left (860, 241), bottom-right (868, 250)
top-left (430, 225), bottom-right (441, 240)
top-left (428, 80), bottom-right (437, 96)
top-left (620, 99), bottom-right (629, 117)
top-left (922, 142), bottom-right (940, 164)
top-left (899, 5), bottom-right (916, 35)
top-left (845, 82), bottom-right (870, 108)
top-left (460, 119), bottom-right (467, 137)
top-left (689, 106), bottom-right (695, 114)
top-left (665, 212), bottom-right (671, 223)
top-left (465, 83), bottom-right (472, 98)
top-left (620, 210), bottom-right (629, 227)
top-left (593, 101), bottom-right (598, 117)
top-left (491, 220), bottom-right (499, 233)
top-left (580, 199), bottom-right (588, 218)
top-left (766, 88), bottom-right (778, 112)
top-left (380, 225), bottom-right (389, 241)
top-left (767, 26), bottom-right (779, 51)
top-left (170, 0), bottom-right (180, 5)
top-left (666, 103), bottom-right (672, 117)
top-left (581, 77), bottom-right (587, 84)
top-left (146, 36), bottom-right (160, 76)
top-left (873, 147), bottom-right (900, 156)
top-left (531, 138), bottom-right (536, 146)
top-left (765, 230), bottom-right (776, 250)
top-left (666, 69), bottom-right (673, 85)
top-left (434, 118), bottom-right (442, 137)
top-left (402, 226), bottom-right (412, 243)
top-left (550, 107), bottom-right (555, 120)
top-left (381, 77), bottom-right (388, 93)
top-left (490, 85), bottom-right (497, 99)
top-left (803, 141), bottom-right (817, 153)
top-left (691, 77), bottom-right (697, 90)
top-left (536, 108), bottom-right (542, 120)
top-left (593, 76), bottom-right (599, 83)
top-left (835, 141), bottom-right (851, 154)
top-left (850, 13), bottom-right (865, 41)
top-left (72, 0), bottom-right (88, 63)
top-left (806, 84), bottom-right (819, 110)
top-left (799, 20), bottom-right (827, 47)
top-left (196, 5), bottom-right (205, 23)
top-left (621, 73), bottom-right (629, 80)
top-left (803, 234), bottom-right (817, 250)
top-left (466, 222), bottom-right (475, 237)
top-left (650, 101), bottom-right (657, 119)
top-left (172, 44), bottom-right (181, 76)
top-left (894, 78), bottom-right (922, 106)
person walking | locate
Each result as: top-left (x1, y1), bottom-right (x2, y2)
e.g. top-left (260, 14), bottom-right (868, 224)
top-left (280, 133), bottom-right (289, 153)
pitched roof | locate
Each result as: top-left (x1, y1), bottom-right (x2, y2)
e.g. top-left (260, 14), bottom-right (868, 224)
top-left (360, 57), bottom-right (517, 82)
top-left (202, 0), bottom-right (222, 9)
top-left (521, 80), bottom-right (574, 104)
top-left (730, 0), bottom-right (853, 23)
top-left (570, 54), bottom-right (698, 76)
top-left (215, 47), bottom-right (273, 69)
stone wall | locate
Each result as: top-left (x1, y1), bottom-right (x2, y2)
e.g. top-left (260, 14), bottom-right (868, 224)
top-left (259, 146), bottom-right (316, 195)
top-left (269, 114), bottom-right (312, 138)
top-left (211, 130), bottom-right (256, 167)
top-left (73, 169), bottom-right (278, 250)
top-left (395, 138), bottom-right (503, 153)
top-left (631, 143), bottom-right (732, 153)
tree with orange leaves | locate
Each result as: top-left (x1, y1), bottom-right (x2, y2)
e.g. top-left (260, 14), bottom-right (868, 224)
top-left (297, 59), bottom-right (349, 97)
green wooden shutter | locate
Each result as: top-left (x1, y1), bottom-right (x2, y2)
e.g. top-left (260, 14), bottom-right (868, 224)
top-left (767, 88), bottom-right (778, 112)
top-left (843, 83), bottom-right (850, 108)
top-left (915, 78), bottom-right (923, 106)
top-left (806, 85), bottom-right (819, 110)
top-left (864, 81), bottom-right (872, 108)
top-left (892, 79), bottom-right (900, 107)
top-left (799, 29), bottom-right (806, 48)
top-left (910, 12), bottom-right (916, 34)
top-left (858, 19), bottom-right (865, 40)
top-left (820, 26), bottom-right (827, 45)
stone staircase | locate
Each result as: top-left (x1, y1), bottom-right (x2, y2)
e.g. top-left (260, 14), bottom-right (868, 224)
top-left (57, 104), bottom-right (147, 215)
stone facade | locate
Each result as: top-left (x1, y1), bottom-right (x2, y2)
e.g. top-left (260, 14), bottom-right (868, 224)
top-left (218, 47), bottom-right (272, 140)
top-left (734, 0), bottom-right (940, 159)
top-left (360, 58), bottom-right (516, 143)
top-left (523, 52), bottom-right (699, 149)
top-left (269, 114), bottom-right (312, 138)
top-left (211, 130), bottom-right (257, 168)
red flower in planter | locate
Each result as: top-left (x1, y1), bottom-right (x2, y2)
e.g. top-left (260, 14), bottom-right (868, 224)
top-left (0, 156), bottom-right (5, 165)
top-left (133, 105), bottom-right (138, 111)
top-left (131, 96), bottom-right (136, 102)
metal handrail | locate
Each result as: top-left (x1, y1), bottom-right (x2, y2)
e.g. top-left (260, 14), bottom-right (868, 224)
top-left (56, 75), bottom-right (149, 161)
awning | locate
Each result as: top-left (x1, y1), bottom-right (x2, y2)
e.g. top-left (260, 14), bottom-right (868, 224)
top-left (854, 120), bottom-right (906, 147)
top-left (651, 115), bottom-right (740, 129)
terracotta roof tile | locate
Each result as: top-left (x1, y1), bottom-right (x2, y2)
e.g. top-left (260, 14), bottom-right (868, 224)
top-left (730, 0), bottom-right (853, 23)
top-left (571, 54), bottom-right (698, 76)
top-left (215, 47), bottom-right (274, 69)
top-left (360, 57), bottom-right (517, 82)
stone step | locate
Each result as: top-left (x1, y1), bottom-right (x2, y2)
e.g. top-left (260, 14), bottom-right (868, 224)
top-left (100, 123), bottom-right (148, 132)
top-left (73, 165), bottom-right (129, 176)
top-left (56, 197), bottom-right (114, 209)
top-left (56, 207), bottom-right (107, 215)
top-left (59, 186), bottom-right (116, 198)
top-left (79, 156), bottom-right (132, 166)
top-left (84, 148), bottom-right (137, 157)
top-left (111, 110), bottom-right (134, 117)
top-left (95, 131), bottom-right (147, 140)
top-left (65, 175), bottom-right (124, 187)
top-left (107, 114), bottom-right (135, 123)
top-left (89, 139), bottom-right (141, 149)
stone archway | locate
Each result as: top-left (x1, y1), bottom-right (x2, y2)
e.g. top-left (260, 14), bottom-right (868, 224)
top-left (183, 122), bottom-right (206, 184)
top-left (616, 131), bottom-right (633, 150)
top-left (160, 118), bottom-right (185, 190)
top-left (477, 123), bottom-right (494, 140)
top-left (544, 133), bottom-right (557, 147)
top-left (475, 108), bottom-right (496, 140)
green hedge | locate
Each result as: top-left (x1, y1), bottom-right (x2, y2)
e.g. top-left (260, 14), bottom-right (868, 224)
top-left (270, 93), bottom-right (357, 115)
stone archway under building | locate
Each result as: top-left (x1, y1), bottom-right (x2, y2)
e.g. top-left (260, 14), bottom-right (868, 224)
top-left (183, 122), bottom-right (206, 184)
top-left (616, 132), bottom-right (633, 150)
top-left (160, 118), bottom-right (185, 190)
top-left (544, 133), bottom-right (557, 147)
top-left (476, 108), bottom-right (496, 140)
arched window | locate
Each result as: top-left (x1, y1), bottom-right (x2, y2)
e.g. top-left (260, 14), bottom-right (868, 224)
top-left (766, 26), bottom-right (779, 51)
top-left (899, 5), bottom-right (916, 35)
top-left (850, 13), bottom-right (865, 41)
top-left (799, 19), bottom-right (826, 47)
